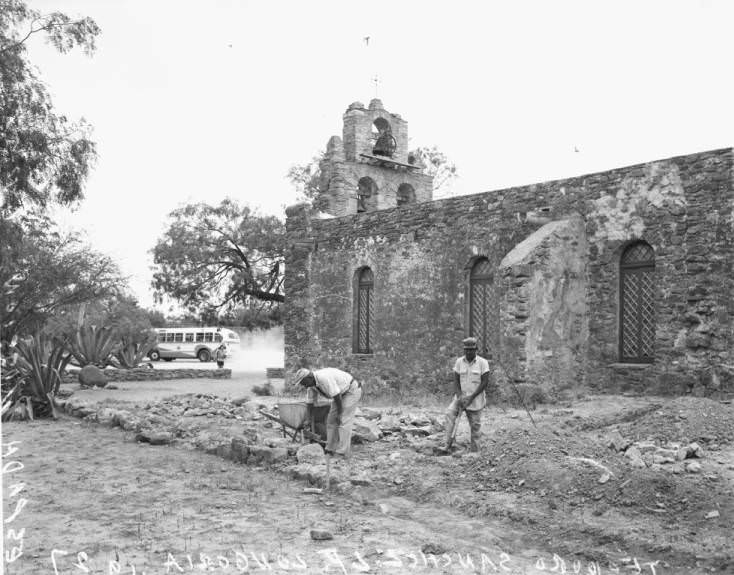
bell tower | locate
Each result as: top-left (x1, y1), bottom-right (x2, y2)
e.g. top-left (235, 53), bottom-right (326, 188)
top-left (317, 99), bottom-right (433, 216)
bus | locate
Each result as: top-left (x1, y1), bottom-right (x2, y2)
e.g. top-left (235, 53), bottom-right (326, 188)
top-left (148, 327), bottom-right (241, 362)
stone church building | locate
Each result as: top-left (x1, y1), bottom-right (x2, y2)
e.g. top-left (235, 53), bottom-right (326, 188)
top-left (285, 99), bottom-right (733, 398)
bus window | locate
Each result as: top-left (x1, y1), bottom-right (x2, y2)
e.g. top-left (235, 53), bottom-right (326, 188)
top-left (185, 333), bottom-right (194, 343)
top-left (174, 333), bottom-right (183, 343)
top-left (166, 333), bottom-right (175, 343)
top-left (205, 333), bottom-right (213, 343)
top-left (196, 333), bottom-right (205, 342)
top-left (157, 332), bottom-right (165, 342)
top-left (215, 333), bottom-right (222, 342)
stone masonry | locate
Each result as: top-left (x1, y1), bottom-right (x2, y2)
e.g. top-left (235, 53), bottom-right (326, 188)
top-left (318, 99), bottom-right (433, 216)
top-left (285, 102), bottom-right (733, 398)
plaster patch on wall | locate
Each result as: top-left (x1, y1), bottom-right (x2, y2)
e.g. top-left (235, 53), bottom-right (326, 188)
top-left (589, 161), bottom-right (686, 250)
top-left (500, 217), bottom-right (589, 392)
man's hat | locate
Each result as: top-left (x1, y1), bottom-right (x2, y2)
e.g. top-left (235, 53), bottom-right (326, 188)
top-left (462, 337), bottom-right (478, 349)
top-left (294, 368), bottom-right (311, 386)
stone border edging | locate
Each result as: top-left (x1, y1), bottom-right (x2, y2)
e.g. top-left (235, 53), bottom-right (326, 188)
top-left (61, 367), bottom-right (232, 384)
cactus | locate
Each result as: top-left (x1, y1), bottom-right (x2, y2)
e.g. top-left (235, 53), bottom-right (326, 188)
top-left (67, 324), bottom-right (117, 368)
top-left (2, 334), bottom-right (72, 420)
top-left (113, 330), bottom-right (156, 369)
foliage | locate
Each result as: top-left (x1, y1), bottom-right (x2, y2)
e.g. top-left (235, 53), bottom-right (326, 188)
top-left (407, 146), bottom-right (458, 198)
top-left (0, 212), bottom-right (123, 345)
top-left (0, 0), bottom-right (100, 215)
top-left (67, 324), bottom-right (117, 368)
top-left (145, 308), bottom-right (167, 328)
top-left (286, 152), bottom-right (324, 204)
top-left (151, 199), bottom-right (285, 314)
top-left (1, 333), bottom-right (71, 420)
top-left (45, 296), bottom-right (165, 340)
top-left (112, 330), bottom-right (156, 369)
top-left (220, 304), bottom-right (282, 330)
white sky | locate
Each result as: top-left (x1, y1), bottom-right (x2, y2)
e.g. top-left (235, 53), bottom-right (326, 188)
top-left (27, 0), bottom-right (734, 309)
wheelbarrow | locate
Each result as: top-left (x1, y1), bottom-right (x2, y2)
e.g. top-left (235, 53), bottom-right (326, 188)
top-left (259, 400), bottom-right (330, 444)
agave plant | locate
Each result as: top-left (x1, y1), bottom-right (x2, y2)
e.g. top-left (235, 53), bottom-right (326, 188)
top-left (2, 334), bottom-right (72, 420)
top-left (67, 324), bottom-right (117, 368)
top-left (113, 330), bottom-right (156, 369)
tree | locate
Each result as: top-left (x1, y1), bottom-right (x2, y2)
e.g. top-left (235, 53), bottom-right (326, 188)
top-left (151, 199), bottom-right (285, 315)
top-left (286, 152), bottom-right (324, 204)
top-left (0, 0), bottom-right (100, 215)
top-left (44, 295), bottom-right (161, 341)
top-left (407, 146), bottom-right (458, 198)
top-left (0, 211), bottom-right (124, 345)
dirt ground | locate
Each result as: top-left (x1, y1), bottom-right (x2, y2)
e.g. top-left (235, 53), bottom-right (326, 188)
top-left (2, 382), bottom-right (733, 575)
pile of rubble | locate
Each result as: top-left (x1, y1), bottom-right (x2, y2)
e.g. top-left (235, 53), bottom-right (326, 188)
top-left (352, 407), bottom-right (443, 442)
top-left (58, 393), bottom-right (446, 490)
top-left (606, 429), bottom-right (706, 473)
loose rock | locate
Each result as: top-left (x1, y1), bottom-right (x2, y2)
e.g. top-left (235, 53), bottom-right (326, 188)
top-left (78, 365), bottom-right (107, 388)
top-left (605, 430), bottom-right (630, 452)
top-left (421, 542), bottom-right (448, 556)
top-left (310, 529), bottom-right (333, 541)
top-left (358, 407), bottom-right (381, 420)
top-left (136, 430), bottom-right (173, 445)
top-left (297, 443), bottom-right (325, 465)
top-left (353, 419), bottom-right (381, 442)
top-left (625, 446), bottom-right (646, 469)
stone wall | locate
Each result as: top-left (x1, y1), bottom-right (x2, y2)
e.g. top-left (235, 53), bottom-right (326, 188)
top-left (62, 367), bottom-right (232, 385)
top-left (285, 148), bottom-right (734, 398)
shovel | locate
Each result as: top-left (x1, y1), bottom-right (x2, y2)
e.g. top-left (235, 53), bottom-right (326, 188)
top-left (447, 404), bottom-right (461, 448)
top-left (440, 400), bottom-right (463, 453)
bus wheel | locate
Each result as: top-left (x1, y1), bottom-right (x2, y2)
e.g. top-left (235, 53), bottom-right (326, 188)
top-left (149, 350), bottom-right (161, 361)
top-left (197, 349), bottom-right (211, 362)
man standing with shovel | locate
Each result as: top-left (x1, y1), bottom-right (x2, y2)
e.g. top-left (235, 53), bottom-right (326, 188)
top-left (442, 337), bottom-right (490, 453)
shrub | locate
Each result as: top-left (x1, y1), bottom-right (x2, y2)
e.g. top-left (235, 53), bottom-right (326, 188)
top-left (1, 334), bottom-right (72, 420)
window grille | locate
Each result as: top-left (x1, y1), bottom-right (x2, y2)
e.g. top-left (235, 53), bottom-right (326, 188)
top-left (469, 257), bottom-right (497, 358)
top-left (619, 242), bottom-right (655, 363)
top-left (356, 267), bottom-right (374, 353)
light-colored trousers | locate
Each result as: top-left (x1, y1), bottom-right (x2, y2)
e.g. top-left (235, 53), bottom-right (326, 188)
top-left (326, 385), bottom-right (362, 456)
top-left (445, 397), bottom-right (483, 448)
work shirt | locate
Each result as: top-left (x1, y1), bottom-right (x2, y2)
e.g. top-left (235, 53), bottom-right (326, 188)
top-left (305, 368), bottom-right (356, 404)
top-left (453, 355), bottom-right (490, 411)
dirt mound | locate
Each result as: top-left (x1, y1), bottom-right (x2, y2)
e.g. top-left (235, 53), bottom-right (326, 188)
top-left (456, 425), bottom-right (619, 498)
top-left (615, 397), bottom-right (734, 446)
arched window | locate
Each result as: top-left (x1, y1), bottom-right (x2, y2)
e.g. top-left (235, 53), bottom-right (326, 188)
top-left (619, 241), bottom-right (655, 363)
top-left (357, 177), bottom-right (378, 213)
top-left (354, 267), bottom-right (374, 354)
top-left (371, 118), bottom-right (396, 157)
top-left (396, 183), bottom-right (416, 207)
top-left (469, 257), bottom-right (496, 358)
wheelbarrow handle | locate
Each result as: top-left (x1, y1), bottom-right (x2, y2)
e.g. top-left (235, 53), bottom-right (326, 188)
top-left (259, 409), bottom-right (326, 446)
